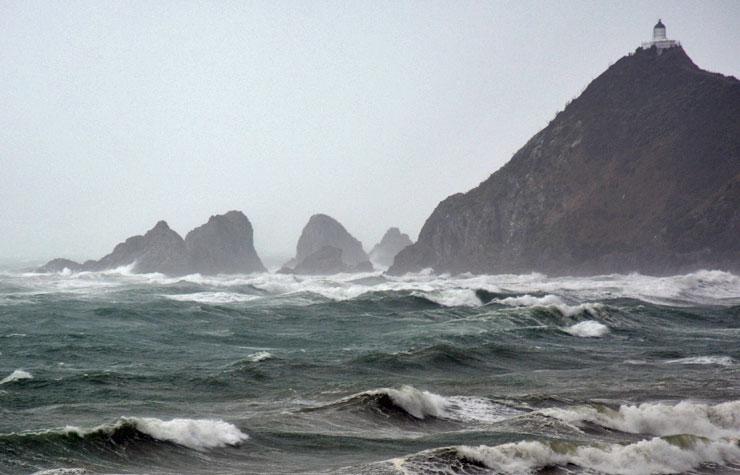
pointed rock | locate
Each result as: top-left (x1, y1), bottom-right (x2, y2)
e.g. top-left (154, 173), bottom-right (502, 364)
top-left (185, 210), bottom-right (266, 275)
top-left (369, 227), bottom-right (413, 267)
top-left (92, 220), bottom-right (190, 274)
top-left (390, 46), bottom-right (740, 275)
top-left (291, 214), bottom-right (369, 268)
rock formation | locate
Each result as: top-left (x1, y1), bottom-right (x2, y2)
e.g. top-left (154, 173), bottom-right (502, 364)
top-left (368, 227), bottom-right (413, 267)
top-left (185, 210), bottom-right (266, 274)
top-left (292, 246), bottom-right (349, 275)
top-left (38, 211), bottom-right (266, 276)
top-left (90, 220), bottom-right (190, 275)
top-left (282, 214), bottom-right (372, 274)
top-left (390, 46), bottom-right (740, 276)
top-left (37, 258), bottom-right (84, 273)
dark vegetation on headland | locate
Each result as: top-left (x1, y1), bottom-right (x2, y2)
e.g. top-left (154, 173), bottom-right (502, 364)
top-left (390, 46), bottom-right (739, 276)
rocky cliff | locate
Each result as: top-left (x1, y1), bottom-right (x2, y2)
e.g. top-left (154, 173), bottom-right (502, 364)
top-left (291, 214), bottom-right (370, 268)
top-left (39, 211), bottom-right (265, 276)
top-left (369, 227), bottom-right (413, 267)
top-left (185, 210), bottom-right (265, 274)
top-left (390, 46), bottom-right (740, 276)
top-left (91, 220), bottom-right (190, 275)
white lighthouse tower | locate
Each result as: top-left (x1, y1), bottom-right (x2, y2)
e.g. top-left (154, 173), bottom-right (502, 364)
top-left (642, 19), bottom-right (678, 50)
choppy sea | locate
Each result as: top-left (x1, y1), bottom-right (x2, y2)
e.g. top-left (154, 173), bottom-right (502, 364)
top-left (0, 265), bottom-right (738, 474)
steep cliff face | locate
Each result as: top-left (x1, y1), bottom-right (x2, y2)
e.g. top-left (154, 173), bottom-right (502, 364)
top-left (185, 210), bottom-right (266, 275)
top-left (293, 214), bottom-right (369, 267)
top-left (92, 220), bottom-right (190, 275)
top-left (390, 46), bottom-right (740, 276)
top-left (369, 227), bottom-right (413, 267)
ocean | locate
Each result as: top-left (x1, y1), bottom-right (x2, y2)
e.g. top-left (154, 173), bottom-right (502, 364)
top-left (0, 266), bottom-right (738, 474)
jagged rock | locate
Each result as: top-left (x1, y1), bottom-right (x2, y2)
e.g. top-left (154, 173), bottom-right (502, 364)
top-left (288, 214), bottom-right (369, 270)
top-left (185, 210), bottom-right (265, 275)
top-left (369, 227), bottom-right (413, 267)
top-left (37, 258), bottom-right (84, 273)
top-left (39, 211), bottom-right (267, 276)
top-left (390, 46), bottom-right (740, 276)
top-left (292, 246), bottom-right (349, 275)
top-left (91, 220), bottom-right (190, 274)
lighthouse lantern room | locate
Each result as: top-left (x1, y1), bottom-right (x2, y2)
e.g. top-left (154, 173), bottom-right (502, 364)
top-left (641, 19), bottom-right (678, 51)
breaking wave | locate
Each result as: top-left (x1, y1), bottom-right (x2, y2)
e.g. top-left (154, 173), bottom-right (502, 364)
top-left (666, 355), bottom-right (735, 366)
top-left (0, 369), bottom-right (33, 385)
top-left (452, 436), bottom-right (740, 475)
top-left (3, 417), bottom-right (248, 451)
top-left (246, 351), bottom-right (273, 362)
top-left (312, 385), bottom-right (521, 423)
top-left (564, 320), bottom-right (610, 337)
top-left (494, 294), bottom-right (604, 316)
top-left (164, 292), bottom-right (259, 304)
top-left (541, 400), bottom-right (740, 439)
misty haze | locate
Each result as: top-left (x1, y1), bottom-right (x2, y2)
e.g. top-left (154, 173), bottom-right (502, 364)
top-left (1, 2), bottom-right (739, 474)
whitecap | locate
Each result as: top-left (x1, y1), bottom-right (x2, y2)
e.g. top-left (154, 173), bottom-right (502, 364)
top-left (361, 385), bottom-right (521, 422)
top-left (247, 351), bottom-right (273, 362)
top-left (666, 356), bottom-right (735, 366)
top-left (0, 369), bottom-right (33, 385)
top-left (541, 400), bottom-right (740, 439)
top-left (64, 416), bottom-right (248, 451)
top-left (455, 435), bottom-right (740, 475)
top-left (31, 470), bottom-right (89, 475)
top-left (495, 294), bottom-right (603, 316)
top-left (164, 292), bottom-right (259, 304)
top-left (415, 288), bottom-right (482, 307)
top-left (125, 417), bottom-right (247, 450)
top-left (564, 320), bottom-right (609, 337)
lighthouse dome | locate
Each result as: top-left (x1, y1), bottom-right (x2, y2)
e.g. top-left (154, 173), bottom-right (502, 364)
top-left (653, 19), bottom-right (667, 40)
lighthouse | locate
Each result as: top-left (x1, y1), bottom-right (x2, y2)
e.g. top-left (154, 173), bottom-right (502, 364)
top-left (653, 19), bottom-right (666, 41)
top-left (641, 19), bottom-right (678, 51)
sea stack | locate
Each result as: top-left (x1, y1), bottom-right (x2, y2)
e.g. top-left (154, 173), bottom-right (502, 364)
top-left (369, 228), bottom-right (413, 268)
top-left (282, 214), bottom-right (372, 274)
top-left (185, 210), bottom-right (266, 275)
top-left (38, 211), bottom-right (267, 276)
top-left (91, 220), bottom-right (190, 275)
top-left (390, 45), bottom-right (740, 276)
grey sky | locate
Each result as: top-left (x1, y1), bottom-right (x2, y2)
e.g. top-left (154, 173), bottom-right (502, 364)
top-left (2, 1), bottom-right (738, 263)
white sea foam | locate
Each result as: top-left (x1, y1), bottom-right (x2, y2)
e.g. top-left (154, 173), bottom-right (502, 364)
top-left (416, 288), bottom-right (482, 307)
top-left (666, 356), bottom-right (735, 366)
top-left (125, 417), bottom-right (247, 450)
top-left (31, 470), bottom-right (89, 475)
top-left (496, 294), bottom-right (604, 316)
top-left (0, 369), bottom-right (33, 385)
top-left (541, 400), bottom-right (740, 439)
top-left (564, 320), bottom-right (610, 337)
top-left (454, 436), bottom-right (740, 475)
top-left (64, 417), bottom-right (248, 450)
top-left (362, 385), bottom-right (521, 422)
top-left (4, 266), bottom-right (739, 307)
top-left (247, 351), bottom-right (273, 362)
top-left (164, 292), bottom-right (259, 304)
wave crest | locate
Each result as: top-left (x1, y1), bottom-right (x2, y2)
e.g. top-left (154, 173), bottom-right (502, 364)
top-left (0, 369), bottom-right (33, 385)
top-left (7, 417), bottom-right (248, 451)
top-left (494, 294), bottom-right (604, 316)
top-left (453, 435), bottom-right (740, 475)
top-left (541, 400), bottom-right (740, 439)
top-left (564, 320), bottom-right (610, 337)
top-left (315, 385), bottom-right (521, 423)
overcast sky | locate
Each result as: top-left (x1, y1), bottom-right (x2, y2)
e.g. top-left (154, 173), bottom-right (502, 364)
top-left (2, 0), bottom-right (738, 263)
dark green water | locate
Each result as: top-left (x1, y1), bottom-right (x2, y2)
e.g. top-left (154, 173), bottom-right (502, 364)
top-left (0, 268), bottom-right (738, 474)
